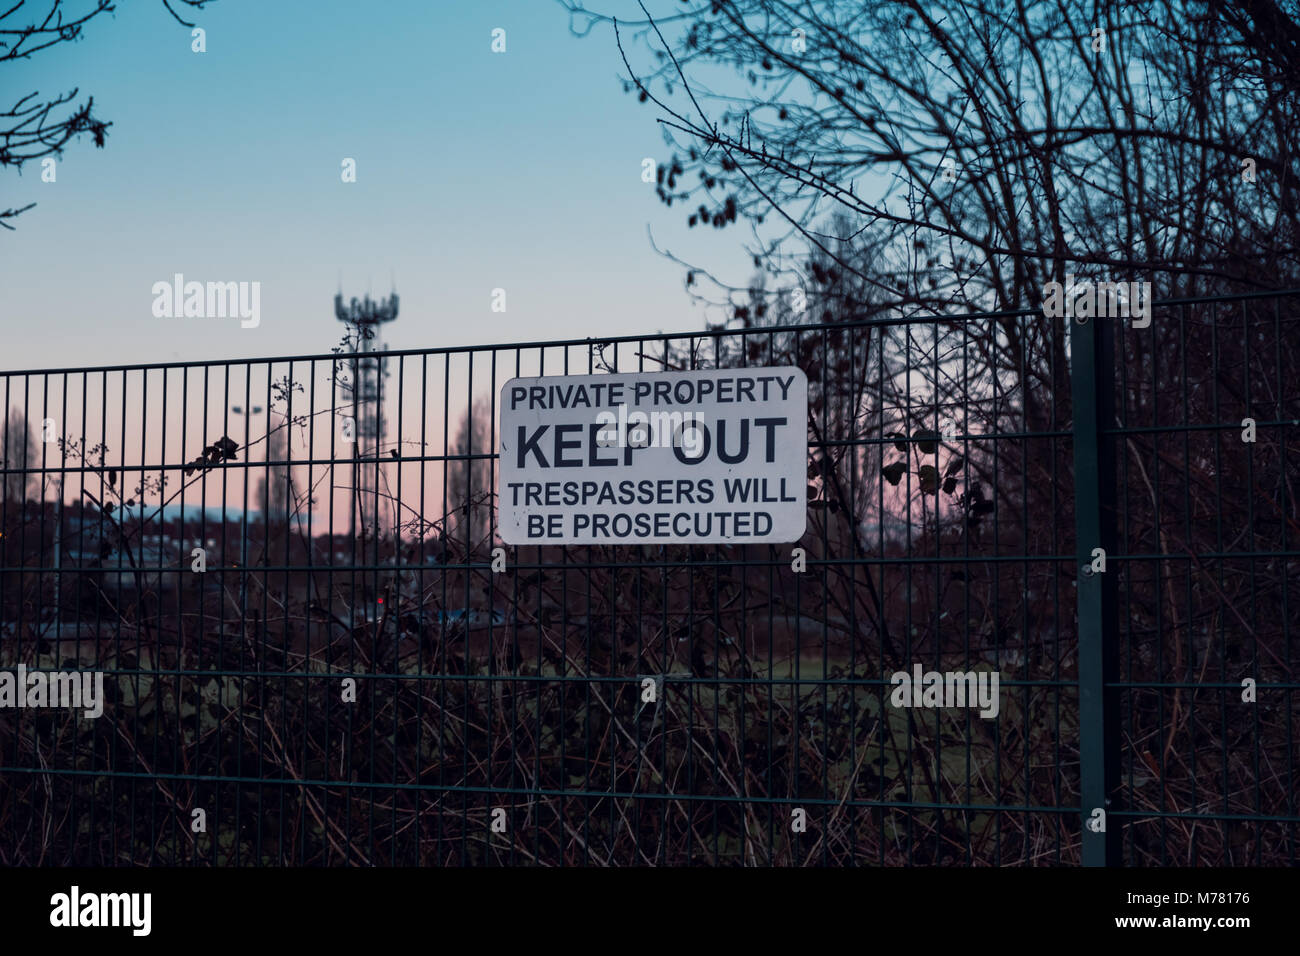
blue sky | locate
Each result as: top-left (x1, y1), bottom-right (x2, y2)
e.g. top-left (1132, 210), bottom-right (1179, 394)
top-left (0, 0), bottom-right (753, 372)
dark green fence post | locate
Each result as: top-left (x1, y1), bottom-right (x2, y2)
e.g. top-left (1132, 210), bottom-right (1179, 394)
top-left (1070, 305), bottom-right (1121, 866)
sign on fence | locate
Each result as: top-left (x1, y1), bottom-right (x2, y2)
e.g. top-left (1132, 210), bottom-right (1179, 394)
top-left (498, 367), bottom-right (807, 545)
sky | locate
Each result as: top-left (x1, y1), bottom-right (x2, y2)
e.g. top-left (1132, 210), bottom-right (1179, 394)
top-left (0, 0), bottom-right (754, 373)
top-left (0, 0), bottom-right (764, 523)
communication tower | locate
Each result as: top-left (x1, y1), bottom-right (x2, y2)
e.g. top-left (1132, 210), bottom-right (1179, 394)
top-left (335, 290), bottom-right (398, 540)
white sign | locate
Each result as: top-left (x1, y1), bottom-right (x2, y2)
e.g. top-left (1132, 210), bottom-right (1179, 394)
top-left (498, 367), bottom-right (807, 545)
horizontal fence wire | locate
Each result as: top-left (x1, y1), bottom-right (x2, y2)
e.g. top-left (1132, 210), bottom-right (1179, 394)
top-left (0, 291), bottom-right (1295, 865)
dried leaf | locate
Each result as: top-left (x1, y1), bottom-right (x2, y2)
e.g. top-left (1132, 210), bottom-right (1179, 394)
top-left (918, 464), bottom-right (939, 494)
top-left (914, 429), bottom-right (940, 454)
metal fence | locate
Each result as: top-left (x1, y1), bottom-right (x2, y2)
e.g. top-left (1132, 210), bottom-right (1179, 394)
top-left (0, 289), bottom-right (1295, 866)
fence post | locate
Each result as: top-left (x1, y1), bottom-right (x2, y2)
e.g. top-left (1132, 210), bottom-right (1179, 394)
top-left (1070, 306), bottom-right (1121, 866)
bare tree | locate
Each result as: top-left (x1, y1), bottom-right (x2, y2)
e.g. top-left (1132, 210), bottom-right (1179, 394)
top-left (1, 0), bottom-right (217, 228)
top-left (560, 0), bottom-right (1300, 589)
top-left (1, 406), bottom-right (36, 505)
top-left (446, 398), bottom-right (494, 552)
top-left (254, 416), bottom-right (297, 529)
